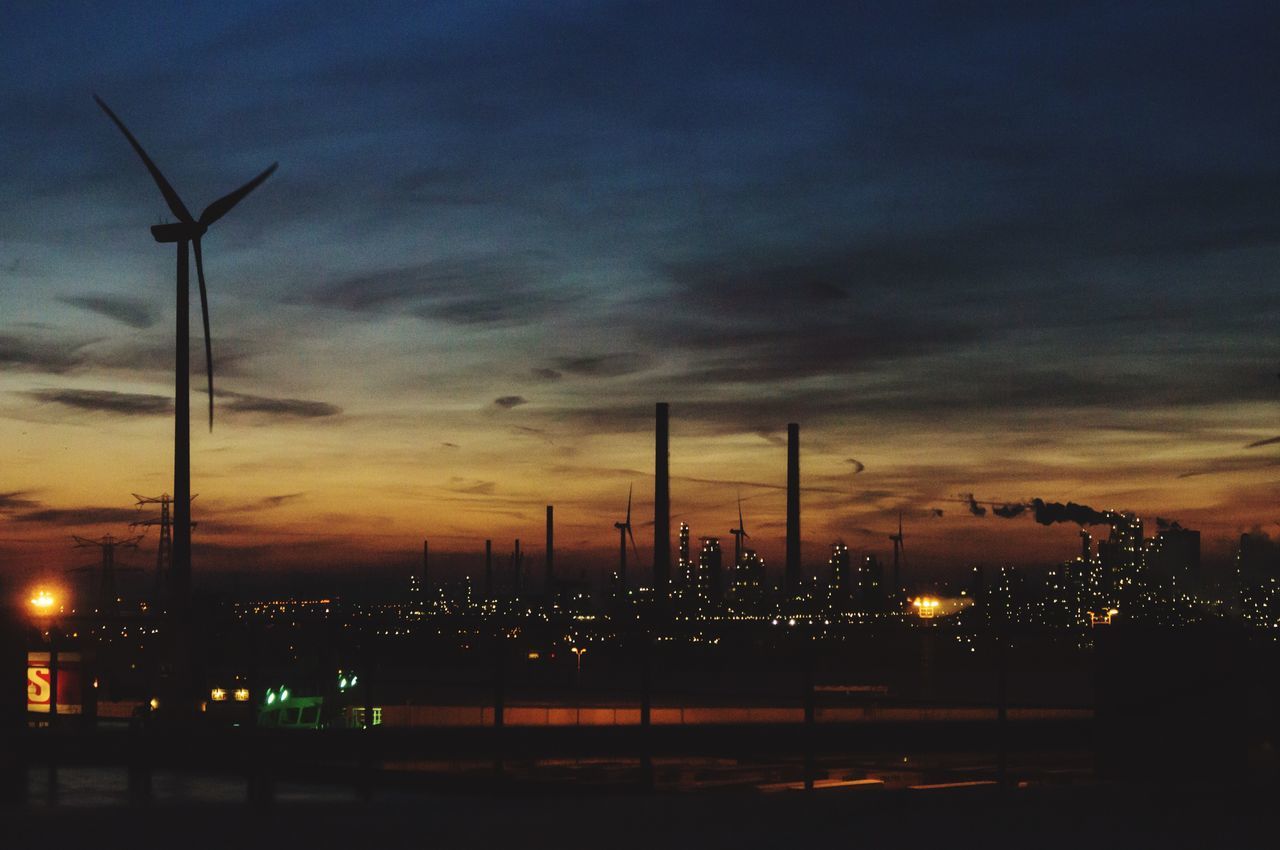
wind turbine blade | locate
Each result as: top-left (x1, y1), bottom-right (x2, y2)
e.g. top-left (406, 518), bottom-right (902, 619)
top-left (626, 483), bottom-right (633, 524)
top-left (628, 525), bottom-right (638, 558)
top-left (93, 95), bottom-right (194, 224)
top-left (199, 163), bottom-right (278, 226)
top-left (193, 238), bottom-right (214, 432)
top-left (738, 493), bottom-right (745, 535)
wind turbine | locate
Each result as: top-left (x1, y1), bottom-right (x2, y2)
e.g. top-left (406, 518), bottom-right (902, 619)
top-left (729, 492), bottom-right (750, 573)
top-left (889, 511), bottom-right (905, 604)
top-left (94, 96), bottom-right (276, 618)
top-left (614, 484), bottom-right (638, 593)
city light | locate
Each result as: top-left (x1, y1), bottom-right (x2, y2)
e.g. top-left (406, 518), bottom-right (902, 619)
top-left (233, 688), bottom-right (250, 702)
top-left (210, 688), bottom-right (228, 702)
top-left (912, 597), bottom-right (941, 618)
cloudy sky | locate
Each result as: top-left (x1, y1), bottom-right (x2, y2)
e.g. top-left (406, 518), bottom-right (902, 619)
top-left (2, 1), bottom-right (1278, 587)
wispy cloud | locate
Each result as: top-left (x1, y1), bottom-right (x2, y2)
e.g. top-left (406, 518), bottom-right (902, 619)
top-left (59, 294), bottom-right (158, 329)
top-left (11, 506), bottom-right (141, 526)
top-left (218, 390), bottom-right (341, 420)
top-left (0, 491), bottom-right (42, 512)
top-left (1, 334), bottom-right (80, 374)
top-left (25, 388), bottom-right (172, 415)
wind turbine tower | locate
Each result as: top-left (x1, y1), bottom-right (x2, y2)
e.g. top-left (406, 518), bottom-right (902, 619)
top-left (729, 493), bottom-right (750, 573)
top-left (889, 511), bottom-right (905, 605)
top-left (614, 484), bottom-right (638, 594)
top-left (95, 96), bottom-right (276, 647)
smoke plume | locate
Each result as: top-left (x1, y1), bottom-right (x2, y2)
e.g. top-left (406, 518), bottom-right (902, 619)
top-left (1030, 498), bottom-right (1110, 526)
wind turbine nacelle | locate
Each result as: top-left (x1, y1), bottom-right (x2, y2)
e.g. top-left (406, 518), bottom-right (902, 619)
top-left (151, 222), bottom-right (207, 243)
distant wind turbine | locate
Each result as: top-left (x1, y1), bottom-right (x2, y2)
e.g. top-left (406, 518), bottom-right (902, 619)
top-left (94, 95), bottom-right (276, 618)
top-left (889, 511), bottom-right (905, 602)
top-left (614, 484), bottom-right (639, 592)
top-left (729, 492), bottom-right (750, 572)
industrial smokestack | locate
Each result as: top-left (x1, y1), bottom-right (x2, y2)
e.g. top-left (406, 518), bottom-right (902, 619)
top-left (654, 402), bottom-right (671, 595)
top-left (484, 539), bottom-right (493, 599)
top-left (545, 505), bottom-right (554, 593)
top-left (786, 422), bottom-right (800, 594)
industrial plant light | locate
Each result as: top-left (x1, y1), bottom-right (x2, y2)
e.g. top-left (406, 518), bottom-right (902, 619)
top-left (210, 688), bottom-right (227, 702)
top-left (233, 688), bottom-right (250, 702)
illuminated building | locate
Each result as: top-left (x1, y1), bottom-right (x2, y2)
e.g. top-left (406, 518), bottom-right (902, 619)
top-left (696, 537), bottom-right (723, 612)
top-left (857, 554), bottom-right (884, 612)
top-left (678, 522), bottom-right (693, 590)
top-left (729, 549), bottom-right (765, 610)
top-left (1239, 532), bottom-right (1280, 631)
top-left (826, 542), bottom-right (853, 612)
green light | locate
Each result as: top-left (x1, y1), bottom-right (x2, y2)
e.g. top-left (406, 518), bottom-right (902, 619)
top-left (350, 675), bottom-right (358, 687)
top-left (280, 688), bottom-right (289, 701)
top-left (266, 692), bottom-right (276, 705)
top-left (339, 678), bottom-right (348, 689)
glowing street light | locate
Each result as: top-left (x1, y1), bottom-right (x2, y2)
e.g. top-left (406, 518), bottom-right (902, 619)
top-left (570, 646), bottom-right (587, 673)
top-left (29, 589), bottom-right (57, 616)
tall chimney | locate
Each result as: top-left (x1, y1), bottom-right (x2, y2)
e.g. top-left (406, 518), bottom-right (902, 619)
top-left (786, 422), bottom-right (800, 594)
top-left (514, 539), bottom-right (522, 595)
top-left (484, 539), bottom-right (493, 599)
top-left (654, 402), bottom-right (671, 595)
top-left (545, 505), bottom-right (554, 592)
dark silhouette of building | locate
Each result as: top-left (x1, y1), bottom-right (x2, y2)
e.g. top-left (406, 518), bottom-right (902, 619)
top-left (1146, 524), bottom-right (1201, 592)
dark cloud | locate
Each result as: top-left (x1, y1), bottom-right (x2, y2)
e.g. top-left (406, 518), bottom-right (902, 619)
top-left (306, 257), bottom-right (564, 327)
top-left (993, 503), bottom-right (1027, 519)
top-left (218, 390), bottom-right (341, 420)
top-left (25, 388), bottom-right (171, 415)
top-left (962, 493), bottom-right (987, 517)
top-left (847, 458), bottom-right (865, 474)
top-left (494, 395), bottom-right (527, 409)
top-left (59, 294), bottom-right (157, 329)
top-left (929, 508), bottom-right (944, 518)
top-left (531, 368), bottom-right (562, 381)
top-left (258, 493), bottom-right (305, 509)
top-left (1155, 517), bottom-right (1183, 531)
top-left (0, 334), bottom-right (80, 373)
top-left (1245, 436), bottom-right (1280, 449)
top-left (555, 354), bottom-right (648, 378)
top-left (441, 441), bottom-right (461, 449)
top-left (1178, 456), bottom-right (1280, 479)
top-left (0, 491), bottom-right (41, 512)
top-left (12, 506), bottom-right (140, 526)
